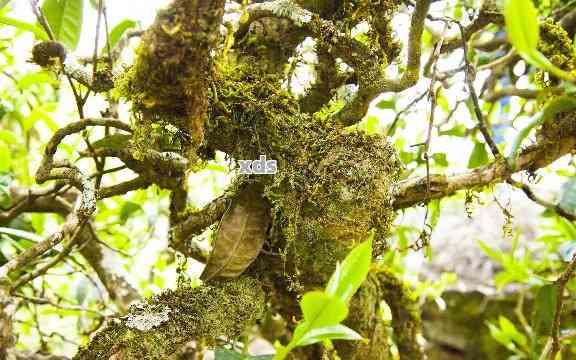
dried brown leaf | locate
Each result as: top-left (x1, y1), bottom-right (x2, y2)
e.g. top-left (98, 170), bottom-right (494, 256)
top-left (200, 183), bottom-right (270, 281)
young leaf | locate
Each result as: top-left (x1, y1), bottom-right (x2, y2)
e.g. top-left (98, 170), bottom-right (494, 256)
top-left (42, 0), bottom-right (84, 50)
top-left (107, 19), bottom-right (137, 51)
top-left (215, 348), bottom-right (273, 360)
top-left (467, 142), bottom-right (489, 169)
top-left (504, 0), bottom-right (574, 81)
top-left (504, 0), bottom-right (539, 55)
top-left (91, 133), bottom-right (132, 151)
top-left (0, 15), bottom-right (49, 40)
top-left (296, 324), bottom-right (363, 347)
top-left (201, 183), bottom-right (271, 280)
top-left (325, 231), bottom-right (374, 303)
top-left (531, 283), bottom-right (559, 336)
top-left (300, 291), bottom-right (348, 328)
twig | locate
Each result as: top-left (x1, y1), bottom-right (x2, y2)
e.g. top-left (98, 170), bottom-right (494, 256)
top-left (509, 180), bottom-right (576, 221)
top-left (387, 91), bottom-right (427, 136)
top-left (550, 253), bottom-right (576, 357)
top-left (10, 218), bottom-right (88, 292)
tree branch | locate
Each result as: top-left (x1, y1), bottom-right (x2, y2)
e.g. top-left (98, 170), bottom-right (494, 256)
top-left (74, 277), bottom-right (264, 359)
top-left (393, 131), bottom-right (576, 209)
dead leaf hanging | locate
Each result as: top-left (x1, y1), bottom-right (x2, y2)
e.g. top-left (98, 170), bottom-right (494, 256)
top-left (200, 182), bottom-right (271, 281)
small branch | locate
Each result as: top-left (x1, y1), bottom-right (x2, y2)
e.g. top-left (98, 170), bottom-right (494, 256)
top-left (438, 2), bottom-right (504, 53)
top-left (241, 0), bottom-right (432, 125)
top-left (451, 18), bottom-right (502, 159)
top-left (97, 177), bottom-right (151, 199)
top-left (169, 196), bottom-right (229, 262)
top-left (550, 253), bottom-right (576, 357)
top-left (14, 295), bottom-right (104, 316)
top-left (508, 180), bottom-right (576, 221)
top-left (484, 86), bottom-right (563, 103)
top-left (27, 0), bottom-right (55, 40)
top-left (10, 219), bottom-right (88, 292)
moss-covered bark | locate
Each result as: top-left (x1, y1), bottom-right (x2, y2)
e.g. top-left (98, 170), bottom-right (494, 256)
top-left (74, 278), bottom-right (264, 360)
top-left (116, 0), bottom-right (225, 159)
top-left (204, 64), bottom-right (401, 289)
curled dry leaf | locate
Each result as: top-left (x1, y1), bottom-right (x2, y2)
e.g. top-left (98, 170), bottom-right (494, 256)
top-left (200, 182), bottom-right (271, 281)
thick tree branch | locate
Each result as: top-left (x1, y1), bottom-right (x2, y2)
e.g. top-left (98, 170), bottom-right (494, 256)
top-left (74, 278), bottom-right (264, 359)
top-left (393, 132), bottom-right (576, 209)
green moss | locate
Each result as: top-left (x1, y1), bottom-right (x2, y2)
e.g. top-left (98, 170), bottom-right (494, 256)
top-left (535, 19), bottom-right (576, 87)
top-left (204, 64), bottom-right (402, 290)
top-left (74, 277), bottom-right (264, 360)
top-left (336, 272), bottom-right (393, 359)
top-left (114, 0), bottom-right (224, 161)
top-left (377, 269), bottom-right (425, 360)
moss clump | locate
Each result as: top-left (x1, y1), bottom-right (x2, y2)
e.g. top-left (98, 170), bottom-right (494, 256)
top-left (377, 269), bottom-right (425, 360)
top-left (115, 0), bottom-right (224, 159)
top-left (74, 277), bottom-right (264, 360)
top-left (536, 19), bottom-right (576, 86)
top-left (538, 109), bottom-right (576, 143)
top-left (204, 64), bottom-right (402, 290)
top-left (336, 272), bottom-right (393, 359)
top-left (339, 0), bottom-right (402, 63)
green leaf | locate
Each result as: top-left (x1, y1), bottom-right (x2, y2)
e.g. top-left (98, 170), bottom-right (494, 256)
top-left (300, 291), bottom-right (348, 329)
top-left (42, 0), bottom-right (84, 49)
top-left (498, 316), bottom-right (527, 347)
top-left (0, 144), bottom-right (10, 172)
top-left (325, 231), bottom-right (373, 303)
top-left (432, 152), bottom-right (448, 167)
top-left (504, 0), bottom-right (539, 54)
top-left (92, 134), bottom-right (132, 151)
top-left (107, 19), bottom-right (137, 51)
top-left (525, 49), bottom-right (575, 81)
top-left (119, 201), bottom-right (142, 224)
top-left (0, 15), bottom-right (49, 40)
top-left (504, 0), bottom-right (574, 81)
top-left (17, 71), bottom-right (57, 90)
top-left (531, 283), bottom-right (559, 336)
top-left (467, 142), bottom-right (489, 169)
top-left (215, 348), bottom-right (273, 360)
top-left (296, 324), bottom-right (363, 347)
top-left (376, 99), bottom-right (395, 110)
top-left (438, 123), bottom-right (467, 137)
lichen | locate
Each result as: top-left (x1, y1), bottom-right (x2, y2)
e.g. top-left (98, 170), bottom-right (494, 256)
top-left (259, 0), bottom-right (313, 26)
top-left (124, 304), bottom-right (172, 331)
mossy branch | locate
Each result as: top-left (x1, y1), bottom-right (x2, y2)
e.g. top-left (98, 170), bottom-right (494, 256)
top-left (393, 118), bottom-right (576, 209)
top-left (74, 278), bottom-right (265, 360)
top-left (241, 0), bottom-right (431, 125)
